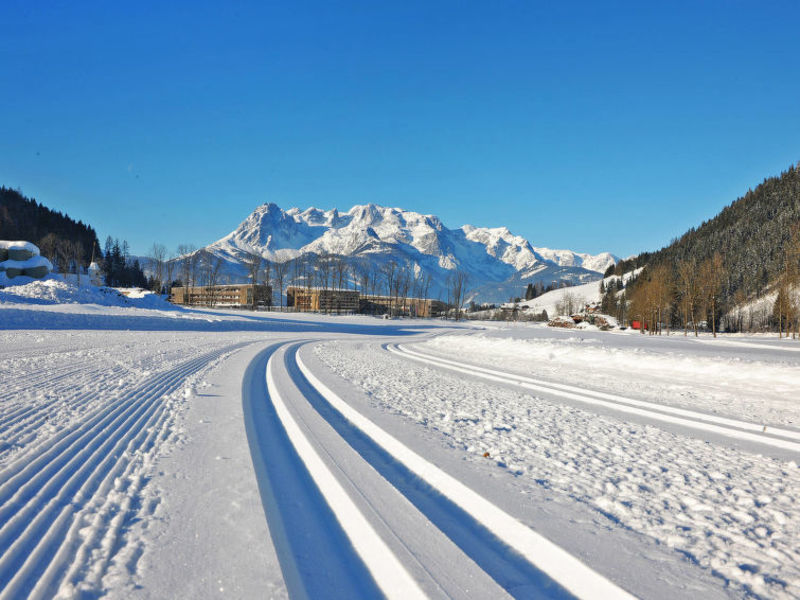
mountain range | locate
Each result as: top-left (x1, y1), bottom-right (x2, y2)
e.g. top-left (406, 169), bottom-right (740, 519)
top-left (198, 203), bottom-right (617, 304)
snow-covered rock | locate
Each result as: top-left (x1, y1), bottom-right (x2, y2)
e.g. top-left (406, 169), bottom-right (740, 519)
top-left (0, 240), bottom-right (52, 283)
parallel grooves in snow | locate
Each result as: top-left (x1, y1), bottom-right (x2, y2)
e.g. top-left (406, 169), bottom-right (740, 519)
top-left (0, 362), bottom-right (87, 401)
top-left (265, 348), bottom-right (426, 600)
top-left (390, 344), bottom-right (800, 453)
top-left (0, 343), bottom-right (245, 600)
top-left (0, 349), bottom-right (221, 493)
top-left (0, 364), bottom-right (123, 451)
top-left (295, 350), bottom-right (635, 600)
top-left (0, 363), bottom-right (116, 445)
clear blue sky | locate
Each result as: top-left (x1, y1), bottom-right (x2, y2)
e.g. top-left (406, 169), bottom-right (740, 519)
top-left (2, 1), bottom-right (799, 258)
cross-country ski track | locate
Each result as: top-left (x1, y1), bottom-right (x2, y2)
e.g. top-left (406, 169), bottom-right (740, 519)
top-left (385, 342), bottom-right (800, 457)
top-left (2, 319), bottom-right (799, 599)
top-left (256, 340), bottom-right (635, 599)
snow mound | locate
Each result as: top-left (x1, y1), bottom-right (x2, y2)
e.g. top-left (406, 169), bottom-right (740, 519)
top-left (0, 240), bottom-right (52, 281)
top-left (0, 279), bottom-right (175, 309)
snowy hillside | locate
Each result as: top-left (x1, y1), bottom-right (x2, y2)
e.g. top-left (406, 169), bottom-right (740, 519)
top-left (506, 268), bottom-right (642, 316)
top-left (198, 203), bottom-right (618, 304)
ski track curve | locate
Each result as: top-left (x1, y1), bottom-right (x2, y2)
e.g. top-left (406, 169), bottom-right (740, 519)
top-left (253, 338), bottom-right (634, 599)
top-left (0, 342), bottom-right (249, 600)
top-left (7, 321), bottom-right (799, 598)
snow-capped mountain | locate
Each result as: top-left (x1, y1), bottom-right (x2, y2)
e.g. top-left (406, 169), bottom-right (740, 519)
top-left (531, 247), bottom-right (618, 274)
top-left (201, 203), bottom-right (618, 304)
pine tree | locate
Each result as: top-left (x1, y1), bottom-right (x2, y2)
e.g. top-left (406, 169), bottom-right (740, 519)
top-left (525, 283), bottom-right (535, 300)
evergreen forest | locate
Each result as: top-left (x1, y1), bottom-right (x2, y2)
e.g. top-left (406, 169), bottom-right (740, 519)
top-left (607, 162), bottom-right (800, 301)
top-left (0, 187), bottom-right (146, 287)
top-left (0, 187), bottom-right (101, 269)
top-left (604, 162), bottom-right (800, 334)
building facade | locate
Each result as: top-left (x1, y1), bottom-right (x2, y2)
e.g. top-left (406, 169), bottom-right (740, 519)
top-left (360, 295), bottom-right (445, 318)
top-left (169, 284), bottom-right (271, 308)
top-left (286, 286), bottom-right (360, 313)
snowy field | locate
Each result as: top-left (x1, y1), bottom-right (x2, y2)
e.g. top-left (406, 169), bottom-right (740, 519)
top-left (1, 281), bottom-right (800, 599)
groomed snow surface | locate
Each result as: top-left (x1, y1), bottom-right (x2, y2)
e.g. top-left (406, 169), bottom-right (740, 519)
top-left (1, 281), bottom-right (799, 599)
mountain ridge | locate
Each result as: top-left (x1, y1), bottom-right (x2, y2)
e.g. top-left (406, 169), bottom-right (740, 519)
top-left (199, 202), bottom-right (618, 304)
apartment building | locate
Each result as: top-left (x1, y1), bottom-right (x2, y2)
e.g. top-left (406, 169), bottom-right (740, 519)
top-left (360, 295), bottom-right (445, 318)
top-left (286, 286), bottom-right (360, 313)
top-left (169, 284), bottom-right (272, 308)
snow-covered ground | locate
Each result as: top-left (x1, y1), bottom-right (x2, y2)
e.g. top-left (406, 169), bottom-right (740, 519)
top-left (2, 281), bottom-right (800, 599)
top-left (419, 325), bottom-right (800, 427)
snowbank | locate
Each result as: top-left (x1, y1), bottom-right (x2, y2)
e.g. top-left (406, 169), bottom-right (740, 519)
top-left (0, 240), bottom-right (40, 258)
top-left (0, 279), bottom-right (174, 309)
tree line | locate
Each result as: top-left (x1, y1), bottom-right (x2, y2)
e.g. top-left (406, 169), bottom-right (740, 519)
top-left (610, 228), bottom-right (800, 337)
top-left (522, 280), bottom-right (570, 302)
top-left (598, 161), bottom-right (800, 337)
top-left (102, 237), bottom-right (148, 288)
top-left (0, 187), bottom-right (100, 276)
top-left (0, 187), bottom-right (152, 288)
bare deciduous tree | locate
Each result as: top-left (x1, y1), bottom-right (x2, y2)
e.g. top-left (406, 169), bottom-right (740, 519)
top-left (649, 264), bottom-right (672, 335)
top-left (39, 233), bottom-right (59, 267)
top-left (244, 251), bottom-right (263, 311)
top-left (69, 240), bottom-right (84, 285)
top-left (208, 255), bottom-right (224, 307)
top-left (263, 258), bottom-right (272, 308)
top-left (447, 269), bottom-right (469, 321)
top-left (273, 259), bottom-right (289, 310)
top-left (177, 244), bottom-right (196, 304)
top-left (164, 252), bottom-right (176, 296)
top-left (148, 243), bottom-right (167, 292)
top-left (381, 261), bottom-right (398, 315)
top-left (56, 239), bottom-right (72, 277)
top-left (786, 227), bottom-right (800, 339)
top-left (699, 253), bottom-right (725, 337)
top-left (677, 259), bottom-right (699, 336)
top-left (556, 291), bottom-right (577, 317)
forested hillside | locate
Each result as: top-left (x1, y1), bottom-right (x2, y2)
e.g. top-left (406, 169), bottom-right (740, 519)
top-left (610, 162), bottom-right (800, 300)
top-left (0, 187), bottom-right (101, 269)
top-left (601, 162), bottom-right (800, 334)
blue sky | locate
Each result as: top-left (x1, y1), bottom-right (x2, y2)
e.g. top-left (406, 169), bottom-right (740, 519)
top-left (2, 1), bottom-right (799, 257)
